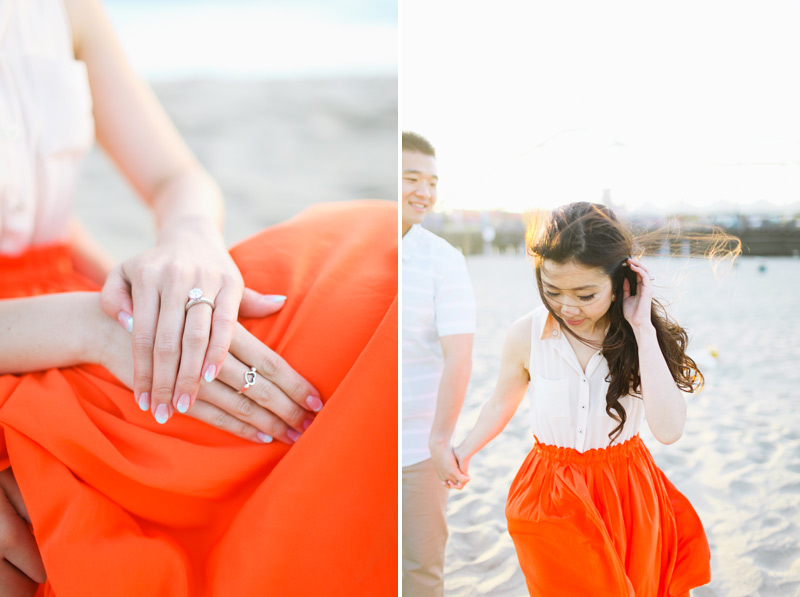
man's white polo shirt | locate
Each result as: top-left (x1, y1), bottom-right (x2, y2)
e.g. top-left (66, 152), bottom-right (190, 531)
top-left (402, 224), bottom-right (476, 468)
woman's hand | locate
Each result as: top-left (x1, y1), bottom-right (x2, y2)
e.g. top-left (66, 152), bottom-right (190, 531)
top-left (98, 296), bottom-right (321, 445)
top-left (186, 321), bottom-right (323, 444)
top-left (622, 257), bottom-right (655, 331)
top-left (100, 224), bottom-right (249, 425)
top-left (452, 445), bottom-right (471, 489)
top-left (0, 469), bottom-right (46, 596)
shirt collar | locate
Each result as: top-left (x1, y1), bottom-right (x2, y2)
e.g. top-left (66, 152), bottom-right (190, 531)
top-left (401, 224), bottom-right (422, 261)
top-left (540, 311), bottom-right (562, 340)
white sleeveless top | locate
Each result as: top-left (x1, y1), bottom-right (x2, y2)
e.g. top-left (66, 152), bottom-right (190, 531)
top-left (527, 306), bottom-right (645, 452)
top-left (0, 0), bottom-right (94, 255)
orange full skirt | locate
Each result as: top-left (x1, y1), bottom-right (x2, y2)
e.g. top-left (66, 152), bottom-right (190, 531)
top-left (0, 200), bottom-right (398, 596)
top-left (505, 435), bottom-right (710, 597)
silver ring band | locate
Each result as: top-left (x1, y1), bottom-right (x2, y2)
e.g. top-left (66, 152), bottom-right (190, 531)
top-left (238, 366), bottom-right (257, 394)
top-left (185, 297), bottom-right (216, 311)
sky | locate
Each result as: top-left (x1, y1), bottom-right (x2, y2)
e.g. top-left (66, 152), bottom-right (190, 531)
top-left (104, 0), bottom-right (397, 79)
top-left (402, 0), bottom-right (800, 214)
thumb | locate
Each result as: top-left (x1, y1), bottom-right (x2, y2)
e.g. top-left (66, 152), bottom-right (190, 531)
top-left (238, 288), bottom-right (287, 319)
top-left (100, 266), bottom-right (134, 332)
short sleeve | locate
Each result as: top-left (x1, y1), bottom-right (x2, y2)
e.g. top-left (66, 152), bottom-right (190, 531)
top-left (434, 252), bottom-right (476, 337)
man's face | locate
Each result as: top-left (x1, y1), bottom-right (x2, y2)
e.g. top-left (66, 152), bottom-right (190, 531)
top-left (402, 150), bottom-right (438, 232)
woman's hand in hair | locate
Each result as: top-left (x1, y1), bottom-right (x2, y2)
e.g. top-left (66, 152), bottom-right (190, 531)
top-left (622, 258), bottom-right (655, 331)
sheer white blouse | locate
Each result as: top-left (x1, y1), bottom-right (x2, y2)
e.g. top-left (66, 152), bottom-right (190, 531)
top-left (0, 0), bottom-right (94, 255)
top-left (526, 306), bottom-right (646, 452)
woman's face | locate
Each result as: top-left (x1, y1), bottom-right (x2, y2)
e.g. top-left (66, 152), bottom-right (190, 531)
top-left (539, 259), bottom-right (614, 338)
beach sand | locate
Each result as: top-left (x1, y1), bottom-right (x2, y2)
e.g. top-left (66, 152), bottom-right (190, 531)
top-left (445, 252), bottom-right (800, 596)
top-left (73, 77), bottom-right (397, 260)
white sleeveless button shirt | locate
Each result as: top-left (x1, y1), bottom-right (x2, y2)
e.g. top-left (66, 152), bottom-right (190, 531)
top-left (0, 0), bottom-right (94, 255)
top-left (527, 306), bottom-right (645, 452)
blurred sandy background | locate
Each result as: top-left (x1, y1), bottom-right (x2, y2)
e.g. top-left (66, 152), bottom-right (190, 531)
top-left (74, 77), bottom-right (397, 260)
top-left (445, 253), bottom-right (800, 596)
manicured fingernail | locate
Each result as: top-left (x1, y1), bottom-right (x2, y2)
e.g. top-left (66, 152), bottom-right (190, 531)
top-left (154, 403), bottom-right (170, 424)
top-left (257, 432), bottom-right (273, 443)
top-left (264, 295), bottom-right (287, 303)
top-left (137, 392), bottom-right (150, 411)
top-left (303, 419), bottom-right (313, 431)
top-left (176, 394), bottom-right (191, 413)
top-left (286, 429), bottom-right (301, 443)
top-left (306, 395), bottom-right (323, 412)
top-left (118, 311), bottom-right (133, 333)
top-left (203, 364), bottom-right (216, 383)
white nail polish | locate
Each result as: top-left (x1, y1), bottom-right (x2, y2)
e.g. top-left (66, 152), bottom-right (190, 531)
top-left (257, 432), bottom-right (273, 443)
top-left (264, 295), bottom-right (287, 303)
top-left (118, 311), bottom-right (133, 333)
top-left (176, 394), bottom-right (190, 414)
top-left (154, 404), bottom-right (169, 424)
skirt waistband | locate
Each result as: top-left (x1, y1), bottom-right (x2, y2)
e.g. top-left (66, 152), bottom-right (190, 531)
top-left (532, 434), bottom-right (643, 464)
top-left (0, 244), bottom-right (73, 277)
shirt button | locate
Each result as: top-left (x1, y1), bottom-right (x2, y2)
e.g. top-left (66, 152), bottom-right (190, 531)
top-left (581, 405), bottom-right (586, 409)
top-left (579, 429), bottom-right (584, 434)
top-left (6, 123), bottom-right (20, 141)
top-left (582, 379), bottom-right (586, 383)
top-left (552, 331), bottom-right (557, 336)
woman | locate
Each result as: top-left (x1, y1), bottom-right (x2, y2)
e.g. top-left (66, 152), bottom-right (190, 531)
top-left (453, 202), bottom-right (722, 596)
top-left (0, 1), bottom-right (397, 594)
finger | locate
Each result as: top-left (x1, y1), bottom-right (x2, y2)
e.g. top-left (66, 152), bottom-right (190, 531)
top-left (99, 266), bottom-right (134, 332)
top-left (0, 494), bottom-right (46, 584)
top-left (172, 298), bottom-right (214, 414)
top-left (191, 384), bottom-right (297, 445)
top-left (148, 284), bottom-right (188, 424)
top-left (201, 284), bottom-right (242, 385)
top-left (217, 355), bottom-right (315, 435)
top-left (0, 561), bottom-right (39, 597)
top-left (129, 268), bottom-right (163, 414)
top-left (238, 288), bottom-right (287, 319)
top-left (229, 324), bottom-right (322, 415)
top-left (622, 277), bottom-right (631, 300)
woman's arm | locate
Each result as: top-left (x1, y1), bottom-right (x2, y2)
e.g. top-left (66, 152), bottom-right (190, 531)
top-left (62, 0), bottom-right (298, 426)
top-left (624, 259), bottom-right (687, 444)
top-left (452, 315), bottom-right (532, 482)
top-left (0, 293), bottom-right (116, 375)
top-left (0, 291), bottom-right (317, 445)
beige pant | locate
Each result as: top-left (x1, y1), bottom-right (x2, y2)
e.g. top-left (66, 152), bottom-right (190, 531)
top-left (402, 458), bottom-right (450, 597)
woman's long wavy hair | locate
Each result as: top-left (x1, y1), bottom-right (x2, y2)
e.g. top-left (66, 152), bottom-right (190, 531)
top-left (526, 202), bottom-right (739, 442)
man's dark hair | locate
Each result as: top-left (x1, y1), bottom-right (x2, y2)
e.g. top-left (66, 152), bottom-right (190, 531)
top-left (402, 131), bottom-right (436, 157)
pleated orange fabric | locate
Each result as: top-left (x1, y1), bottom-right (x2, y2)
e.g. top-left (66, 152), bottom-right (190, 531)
top-left (0, 200), bottom-right (398, 596)
top-left (506, 435), bottom-right (710, 597)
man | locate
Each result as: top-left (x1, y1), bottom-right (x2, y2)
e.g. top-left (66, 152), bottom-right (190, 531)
top-left (402, 131), bottom-right (475, 596)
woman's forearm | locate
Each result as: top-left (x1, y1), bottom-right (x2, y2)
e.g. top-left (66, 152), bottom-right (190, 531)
top-left (457, 394), bottom-right (521, 460)
top-left (0, 293), bottom-right (116, 374)
top-left (150, 168), bottom-right (225, 242)
top-left (634, 325), bottom-right (687, 444)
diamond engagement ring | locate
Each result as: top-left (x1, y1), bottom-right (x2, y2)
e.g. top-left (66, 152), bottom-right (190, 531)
top-left (185, 288), bottom-right (215, 312)
top-left (239, 367), bottom-right (258, 394)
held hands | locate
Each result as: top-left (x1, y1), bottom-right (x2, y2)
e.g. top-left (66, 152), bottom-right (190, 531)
top-left (429, 442), bottom-right (470, 490)
top-left (622, 257), bottom-right (656, 332)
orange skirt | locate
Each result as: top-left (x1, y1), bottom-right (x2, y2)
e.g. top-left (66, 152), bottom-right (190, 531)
top-left (0, 200), bottom-right (397, 596)
top-left (505, 435), bottom-right (710, 597)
